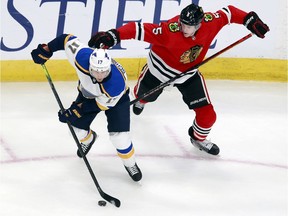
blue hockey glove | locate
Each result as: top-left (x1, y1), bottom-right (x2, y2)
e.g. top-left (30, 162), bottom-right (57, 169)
top-left (31, 44), bottom-right (53, 64)
top-left (58, 102), bottom-right (82, 123)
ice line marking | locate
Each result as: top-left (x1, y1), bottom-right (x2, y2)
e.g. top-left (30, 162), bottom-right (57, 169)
top-left (1, 153), bottom-right (287, 170)
top-left (137, 154), bottom-right (288, 169)
top-left (1, 154), bottom-right (76, 164)
top-left (163, 125), bottom-right (192, 157)
top-left (161, 125), bottom-right (287, 170)
top-left (0, 137), bottom-right (18, 160)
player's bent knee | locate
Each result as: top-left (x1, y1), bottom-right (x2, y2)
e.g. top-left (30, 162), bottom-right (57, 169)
top-left (194, 104), bottom-right (217, 127)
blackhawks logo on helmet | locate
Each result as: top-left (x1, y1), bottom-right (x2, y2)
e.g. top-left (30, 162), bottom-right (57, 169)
top-left (180, 45), bottom-right (203, 64)
top-left (168, 22), bottom-right (180, 32)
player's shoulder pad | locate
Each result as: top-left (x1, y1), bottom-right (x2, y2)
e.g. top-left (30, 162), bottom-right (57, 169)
top-left (204, 6), bottom-right (233, 23)
top-left (166, 15), bottom-right (181, 33)
top-left (74, 48), bottom-right (94, 74)
top-left (112, 59), bottom-right (127, 77)
top-left (100, 62), bottom-right (126, 97)
top-left (203, 12), bottom-right (218, 23)
top-left (63, 35), bottom-right (94, 74)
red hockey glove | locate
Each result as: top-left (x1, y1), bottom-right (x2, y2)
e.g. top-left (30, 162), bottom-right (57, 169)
top-left (244, 12), bottom-right (269, 38)
top-left (88, 29), bottom-right (120, 48)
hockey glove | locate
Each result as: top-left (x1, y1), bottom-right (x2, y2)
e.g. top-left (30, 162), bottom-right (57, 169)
top-left (88, 29), bottom-right (120, 48)
top-left (244, 12), bottom-right (270, 38)
top-left (58, 102), bottom-right (83, 123)
top-left (31, 44), bottom-right (53, 64)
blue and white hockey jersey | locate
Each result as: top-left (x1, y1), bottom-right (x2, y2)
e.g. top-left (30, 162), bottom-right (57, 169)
top-left (62, 34), bottom-right (128, 110)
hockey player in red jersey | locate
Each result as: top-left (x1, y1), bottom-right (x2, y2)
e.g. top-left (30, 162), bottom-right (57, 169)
top-left (88, 4), bottom-right (269, 155)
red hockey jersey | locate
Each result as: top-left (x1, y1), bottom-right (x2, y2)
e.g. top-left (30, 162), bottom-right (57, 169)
top-left (117, 5), bottom-right (248, 83)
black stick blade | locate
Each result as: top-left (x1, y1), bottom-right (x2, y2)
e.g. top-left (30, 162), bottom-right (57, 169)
top-left (102, 193), bottom-right (121, 207)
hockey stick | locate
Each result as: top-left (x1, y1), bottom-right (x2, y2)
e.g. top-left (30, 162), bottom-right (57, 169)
top-left (130, 33), bottom-right (253, 105)
top-left (41, 64), bottom-right (121, 207)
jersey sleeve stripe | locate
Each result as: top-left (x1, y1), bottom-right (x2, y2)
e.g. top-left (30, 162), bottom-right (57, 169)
top-left (64, 34), bottom-right (76, 46)
top-left (149, 51), bottom-right (179, 77)
top-left (221, 7), bottom-right (232, 24)
top-left (136, 22), bottom-right (144, 41)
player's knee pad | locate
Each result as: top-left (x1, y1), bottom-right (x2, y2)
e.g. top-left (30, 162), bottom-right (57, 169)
top-left (109, 132), bottom-right (135, 166)
top-left (191, 104), bottom-right (216, 141)
top-left (194, 104), bottom-right (216, 128)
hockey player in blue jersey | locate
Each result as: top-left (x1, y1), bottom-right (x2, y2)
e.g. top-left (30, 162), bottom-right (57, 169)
top-left (31, 34), bottom-right (142, 182)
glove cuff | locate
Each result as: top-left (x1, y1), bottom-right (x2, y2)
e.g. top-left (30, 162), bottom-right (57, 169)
top-left (108, 29), bottom-right (120, 46)
top-left (243, 11), bottom-right (258, 27)
top-left (47, 34), bottom-right (69, 52)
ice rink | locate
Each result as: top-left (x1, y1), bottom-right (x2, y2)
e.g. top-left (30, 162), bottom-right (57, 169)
top-left (1, 79), bottom-right (287, 216)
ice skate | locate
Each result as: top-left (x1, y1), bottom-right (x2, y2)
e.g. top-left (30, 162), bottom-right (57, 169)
top-left (125, 163), bottom-right (142, 182)
top-left (133, 101), bottom-right (145, 115)
top-left (189, 127), bottom-right (220, 155)
top-left (77, 130), bottom-right (97, 158)
top-left (190, 136), bottom-right (220, 155)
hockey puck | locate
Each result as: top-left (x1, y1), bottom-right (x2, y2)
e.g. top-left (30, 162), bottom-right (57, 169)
top-left (98, 200), bottom-right (107, 207)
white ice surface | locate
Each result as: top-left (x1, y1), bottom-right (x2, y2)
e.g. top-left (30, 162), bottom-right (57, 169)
top-left (1, 80), bottom-right (287, 216)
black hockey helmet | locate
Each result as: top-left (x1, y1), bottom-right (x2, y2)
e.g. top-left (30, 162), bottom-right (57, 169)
top-left (180, 3), bottom-right (204, 26)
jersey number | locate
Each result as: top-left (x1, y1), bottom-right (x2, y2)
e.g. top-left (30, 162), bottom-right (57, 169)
top-left (68, 42), bottom-right (80, 54)
top-left (152, 27), bottom-right (162, 35)
top-left (213, 13), bottom-right (220, 18)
